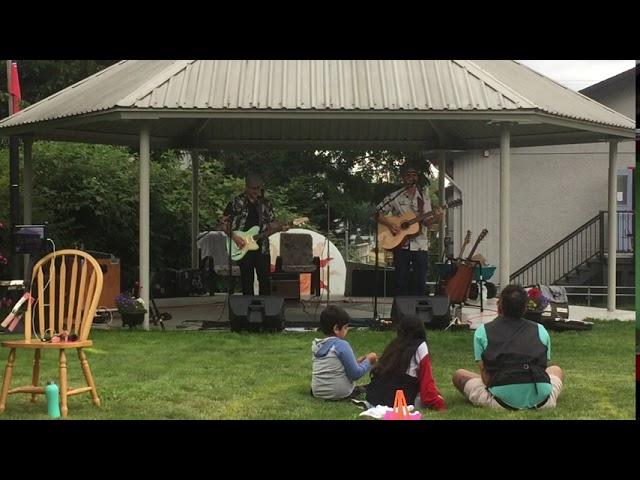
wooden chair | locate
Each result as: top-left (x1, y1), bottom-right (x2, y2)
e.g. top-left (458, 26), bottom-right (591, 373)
top-left (0, 249), bottom-right (103, 417)
top-left (274, 233), bottom-right (321, 296)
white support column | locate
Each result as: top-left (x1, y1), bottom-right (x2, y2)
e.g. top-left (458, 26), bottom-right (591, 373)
top-left (139, 125), bottom-right (151, 330)
top-left (499, 127), bottom-right (511, 289)
top-left (607, 141), bottom-right (618, 311)
top-left (438, 151), bottom-right (446, 257)
top-left (22, 137), bottom-right (33, 281)
top-left (191, 152), bottom-right (200, 269)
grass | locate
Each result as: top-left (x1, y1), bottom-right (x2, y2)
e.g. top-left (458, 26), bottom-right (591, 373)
top-left (0, 320), bottom-right (635, 420)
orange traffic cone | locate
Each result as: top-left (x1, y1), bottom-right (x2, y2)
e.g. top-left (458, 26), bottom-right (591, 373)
top-left (383, 389), bottom-right (422, 420)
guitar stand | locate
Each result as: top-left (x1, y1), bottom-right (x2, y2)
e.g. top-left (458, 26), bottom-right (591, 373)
top-left (464, 260), bottom-right (485, 312)
top-left (443, 260), bottom-right (485, 331)
top-left (444, 260), bottom-right (489, 331)
top-left (149, 296), bottom-right (169, 330)
top-left (444, 303), bottom-right (470, 331)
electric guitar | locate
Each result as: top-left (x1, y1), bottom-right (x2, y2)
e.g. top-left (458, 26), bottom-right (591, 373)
top-left (227, 217), bottom-right (309, 261)
top-left (445, 229), bottom-right (488, 304)
top-left (377, 199), bottom-right (462, 250)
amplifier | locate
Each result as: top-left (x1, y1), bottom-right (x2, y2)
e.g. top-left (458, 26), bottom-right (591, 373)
top-left (151, 269), bottom-right (178, 298)
top-left (351, 269), bottom-right (395, 297)
top-left (270, 272), bottom-right (300, 301)
top-left (95, 257), bottom-right (120, 309)
top-left (176, 269), bottom-right (210, 296)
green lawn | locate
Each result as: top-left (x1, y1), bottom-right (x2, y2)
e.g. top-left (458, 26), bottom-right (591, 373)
top-left (0, 320), bottom-right (635, 420)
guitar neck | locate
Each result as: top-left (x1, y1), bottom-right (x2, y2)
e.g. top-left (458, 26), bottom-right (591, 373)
top-left (252, 223), bottom-right (287, 241)
top-left (406, 204), bottom-right (447, 226)
top-left (466, 234), bottom-right (487, 262)
top-left (458, 242), bottom-right (469, 259)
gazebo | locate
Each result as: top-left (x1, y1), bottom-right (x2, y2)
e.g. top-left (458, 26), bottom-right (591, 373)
top-left (0, 60), bottom-right (633, 329)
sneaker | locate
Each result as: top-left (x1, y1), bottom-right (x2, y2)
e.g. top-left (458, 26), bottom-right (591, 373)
top-left (350, 398), bottom-right (371, 410)
top-left (350, 385), bottom-right (367, 398)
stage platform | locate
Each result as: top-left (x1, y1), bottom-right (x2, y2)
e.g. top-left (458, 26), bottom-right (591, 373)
top-left (92, 294), bottom-right (634, 331)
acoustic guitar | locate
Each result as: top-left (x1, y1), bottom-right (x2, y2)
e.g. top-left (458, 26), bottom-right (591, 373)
top-left (227, 217), bottom-right (309, 261)
top-left (377, 198), bottom-right (462, 250)
top-left (438, 230), bottom-right (471, 291)
top-left (445, 229), bottom-right (488, 304)
top-left (457, 230), bottom-right (472, 260)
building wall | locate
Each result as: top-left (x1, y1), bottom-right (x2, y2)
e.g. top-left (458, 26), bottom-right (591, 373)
top-left (580, 71), bottom-right (635, 119)
top-left (450, 70), bottom-right (635, 286)
top-left (452, 143), bottom-right (635, 284)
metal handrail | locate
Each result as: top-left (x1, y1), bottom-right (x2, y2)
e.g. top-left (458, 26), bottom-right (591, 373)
top-left (510, 213), bottom-right (600, 282)
top-left (562, 285), bottom-right (636, 307)
top-left (510, 210), bottom-right (634, 286)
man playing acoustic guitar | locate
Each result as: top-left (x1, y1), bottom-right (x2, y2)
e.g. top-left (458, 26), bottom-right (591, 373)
top-left (221, 173), bottom-right (288, 296)
top-left (376, 161), bottom-right (443, 296)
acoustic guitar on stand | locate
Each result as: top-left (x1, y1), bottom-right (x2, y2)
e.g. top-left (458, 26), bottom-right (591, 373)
top-left (227, 217), bottom-right (309, 261)
top-left (444, 228), bottom-right (488, 304)
top-left (457, 230), bottom-right (472, 261)
top-left (377, 199), bottom-right (462, 250)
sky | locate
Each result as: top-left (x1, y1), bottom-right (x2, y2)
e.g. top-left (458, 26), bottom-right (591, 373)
top-left (516, 60), bottom-right (635, 91)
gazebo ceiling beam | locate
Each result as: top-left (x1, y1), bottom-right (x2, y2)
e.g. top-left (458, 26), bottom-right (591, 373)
top-left (171, 138), bottom-right (456, 151)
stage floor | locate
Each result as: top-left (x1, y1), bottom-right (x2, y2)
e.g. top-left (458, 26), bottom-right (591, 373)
top-left (92, 294), bottom-right (634, 331)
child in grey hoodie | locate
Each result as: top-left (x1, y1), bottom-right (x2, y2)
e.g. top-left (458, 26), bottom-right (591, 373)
top-left (311, 305), bottom-right (377, 400)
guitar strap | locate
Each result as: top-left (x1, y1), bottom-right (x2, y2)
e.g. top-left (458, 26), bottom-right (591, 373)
top-left (256, 197), bottom-right (266, 248)
top-left (257, 197), bottom-right (264, 234)
top-left (417, 192), bottom-right (425, 233)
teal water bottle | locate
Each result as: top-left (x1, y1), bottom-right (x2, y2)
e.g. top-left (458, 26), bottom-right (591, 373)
top-left (45, 381), bottom-right (61, 419)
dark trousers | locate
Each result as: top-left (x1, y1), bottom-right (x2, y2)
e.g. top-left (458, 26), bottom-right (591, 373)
top-left (393, 249), bottom-right (429, 296)
top-left (238, 250), bottom-right (271, 296)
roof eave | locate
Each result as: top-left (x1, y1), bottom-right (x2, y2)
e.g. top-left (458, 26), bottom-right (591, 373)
top-left (0, 109), bottom-right (632, 146)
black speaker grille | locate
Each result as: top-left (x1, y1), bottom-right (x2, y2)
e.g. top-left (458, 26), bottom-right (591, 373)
top-left (390, 296), bottom-right (450, 329)
top-left (228, 295), bottom-right (286, 332)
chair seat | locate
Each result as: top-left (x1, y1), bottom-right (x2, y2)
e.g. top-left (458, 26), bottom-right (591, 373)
top-left (1, 340), bottom-right (93, 349)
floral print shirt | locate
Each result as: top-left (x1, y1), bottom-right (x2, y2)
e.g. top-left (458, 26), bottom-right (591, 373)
top-left (223, 194), bottom-right (275, 254)
top-left (377, 186), bottom-right (431, 251)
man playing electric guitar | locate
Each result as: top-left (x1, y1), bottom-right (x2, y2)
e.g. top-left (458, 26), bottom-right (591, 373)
top-left (221, 173), bottom-right (288, 296)
top-left (376, 161), bottom-right (443, 296)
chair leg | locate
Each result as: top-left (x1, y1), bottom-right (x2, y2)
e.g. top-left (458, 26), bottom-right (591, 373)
top-left (77, 348), bottom-right (100, 407)
top-left (312, 258), bottom-right (321, 296)
top-left (31, 349), bottom-right (41, 403)
top-left (0, 348), bottom-right (16, 413)
top-left (59, 349), bottom-right (68, 418)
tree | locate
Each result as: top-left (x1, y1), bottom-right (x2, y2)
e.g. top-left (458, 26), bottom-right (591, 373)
top-left (210, 149), bottom-right (441, 241)
top-left (0, 60), bottom-right (118, 117)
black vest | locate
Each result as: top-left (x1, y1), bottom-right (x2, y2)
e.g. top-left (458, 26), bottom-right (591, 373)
top-left (482, 316), bottom-right (550, 387)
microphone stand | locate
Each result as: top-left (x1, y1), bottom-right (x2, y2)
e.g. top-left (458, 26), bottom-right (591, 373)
top-left (226, 214), bottom-right (234, 317)
top-left (326, 196), bottom-right (331, 307)
top-left (373, 185), bottom-right (410, 325)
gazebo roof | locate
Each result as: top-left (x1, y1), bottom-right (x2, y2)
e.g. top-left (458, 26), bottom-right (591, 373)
top-left (0, 60), bottom-right (633, 150)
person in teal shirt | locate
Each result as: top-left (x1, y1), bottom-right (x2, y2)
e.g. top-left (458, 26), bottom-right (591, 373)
top-left (452, 284), bottom-right (564, 410)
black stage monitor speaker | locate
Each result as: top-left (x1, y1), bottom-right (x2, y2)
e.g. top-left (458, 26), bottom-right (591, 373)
top-left (228, 295), bottom-right (285, 332)
top-left (391, 296), bottom-right (451, 329)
